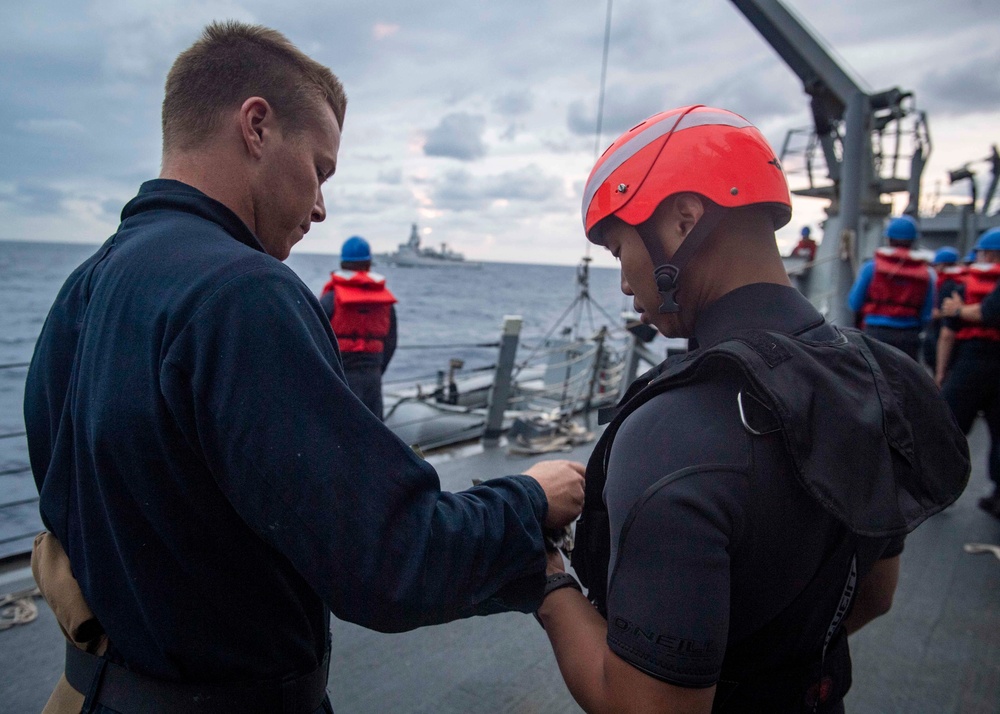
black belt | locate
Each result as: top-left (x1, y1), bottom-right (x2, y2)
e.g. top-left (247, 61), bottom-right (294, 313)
top-left (65, 642), bottom-right (330, 714)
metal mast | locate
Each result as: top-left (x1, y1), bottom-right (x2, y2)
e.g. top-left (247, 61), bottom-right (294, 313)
top-left (729, 0), bottom-right (930, 326)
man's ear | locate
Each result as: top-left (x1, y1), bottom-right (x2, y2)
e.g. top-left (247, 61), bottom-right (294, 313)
top-left (673, 193), bottom-right (706, 239)
top-left (239, 96), bottom-right (274, 160)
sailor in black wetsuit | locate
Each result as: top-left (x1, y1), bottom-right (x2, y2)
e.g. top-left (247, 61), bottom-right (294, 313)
top-left (533, 106), bottom-right (969, 714)
top-left (939, 228), bottom-right (1000, 519)
top-left (24, 22), bottom-right (585, 713)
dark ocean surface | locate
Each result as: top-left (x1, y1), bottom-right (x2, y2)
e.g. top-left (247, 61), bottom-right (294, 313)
top-left (0, 239), bottom-right (636, 558)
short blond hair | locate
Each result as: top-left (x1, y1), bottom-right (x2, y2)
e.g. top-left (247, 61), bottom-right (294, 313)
top-left (162, 21), bottom-right (347, 153)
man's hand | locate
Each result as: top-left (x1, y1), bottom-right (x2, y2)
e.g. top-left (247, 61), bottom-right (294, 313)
top-left (942, 294), bottom-right (965, 318)
top-left (524, 460), bottom-right (586, 529)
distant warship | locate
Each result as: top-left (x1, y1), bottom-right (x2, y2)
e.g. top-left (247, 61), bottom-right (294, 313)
top-left (380, 224), bottom-right (481, 268)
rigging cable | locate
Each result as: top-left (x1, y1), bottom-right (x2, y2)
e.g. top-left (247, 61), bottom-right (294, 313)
top-left (585, 0), bottom-right (614, 262)
top-left (594, 0), bottom-right (614, 162)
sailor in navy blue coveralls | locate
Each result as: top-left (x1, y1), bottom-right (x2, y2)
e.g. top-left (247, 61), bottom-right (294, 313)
top-left (24, 23), bottom-right (585, 714)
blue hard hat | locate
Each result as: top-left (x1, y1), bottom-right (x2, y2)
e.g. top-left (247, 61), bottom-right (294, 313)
top-left (933, 247), bottom-right (959, 265)
top-left (341, 235), bottom-right (371, 262)
top-left (884, 215), bottom-right (918, 241)
top-left (801, 226), bottom-right (811, 238)
top-left (974, 228), bottom-right (1000, 252)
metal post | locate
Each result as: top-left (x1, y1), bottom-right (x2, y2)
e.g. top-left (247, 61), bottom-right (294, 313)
top-left (583, 327), bottom-right (607, 428)
top-left (828, 90), bottom-right (870, 327)
top-left (482, 316), bottom-right (522, 447)
top-left (619, 332), bottom-right (643, 402)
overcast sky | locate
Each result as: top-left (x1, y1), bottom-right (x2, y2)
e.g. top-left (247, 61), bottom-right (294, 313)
top-left (2, 0), bottom-right (998, 266)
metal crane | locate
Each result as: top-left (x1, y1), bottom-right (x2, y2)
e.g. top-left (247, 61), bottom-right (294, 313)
top-left (729, 0), bottom-right (930, 325)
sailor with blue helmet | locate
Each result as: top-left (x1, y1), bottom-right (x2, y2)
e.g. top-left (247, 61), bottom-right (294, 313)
top-left (847, 215), bottom-right (936, 360)
top-left (939, 227), bottom-right (1000, 518)
top-left (933, 246), bottom-right (960, 266)
top-left (791, 224), bottom-right (817, 262)
top-left (319, 235), bottom-right (397, 420)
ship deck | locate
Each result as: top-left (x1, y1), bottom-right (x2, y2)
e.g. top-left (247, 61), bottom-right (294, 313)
top-left (1, 422), bottom-right (998, 713)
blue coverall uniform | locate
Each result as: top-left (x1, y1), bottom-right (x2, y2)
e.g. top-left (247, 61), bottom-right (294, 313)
top-left (25, 180), bottom-right (549, 710)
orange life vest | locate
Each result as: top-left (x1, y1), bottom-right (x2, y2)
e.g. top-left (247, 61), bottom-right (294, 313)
top-left (862, 247), bottom-right (932, 320)
top-left (937, 265), bottom-right (966, 295)
top-left (956, 263), bottom-right (1000, 342)
top-left (320, 270), bottom-right (397, 353)
top-left (791, 238), bottom-right (817, 262)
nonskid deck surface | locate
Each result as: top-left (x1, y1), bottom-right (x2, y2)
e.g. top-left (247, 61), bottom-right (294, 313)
top-left (2, 426), bottom-right (998, 714)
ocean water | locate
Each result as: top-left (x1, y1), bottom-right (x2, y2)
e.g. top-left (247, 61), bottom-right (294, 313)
top-left (0, 239), bottom-right (633, 558)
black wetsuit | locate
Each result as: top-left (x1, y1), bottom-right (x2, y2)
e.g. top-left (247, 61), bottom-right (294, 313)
top-left (942, 283), bottom-right (1000, 511)
top-left (923, 275), bottom-right (962, 370)
top-left (574, 283), bottom-right (968, 713)
top-left (25, 180), bottom-right (548, 711)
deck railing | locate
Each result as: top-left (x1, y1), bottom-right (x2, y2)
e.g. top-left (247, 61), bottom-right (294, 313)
top-left (0, 322), bottom-right (661, 558)
top-left (0, 362), bottom-right (38, 559)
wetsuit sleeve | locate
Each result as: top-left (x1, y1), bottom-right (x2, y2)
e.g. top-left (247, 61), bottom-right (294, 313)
top-left (382, 306), bottom-right (397, 373)
top-left (980, 278), bottom-right (1000, 326)
top-left (881, 535), bottom-right (905, 559)
top-left (161, 268), bottom-right (547, 631)
top-left (604, 468), bottom-right (747, 687)
top-left (848, 260), bottom-right (874, 313)
top-left (601, 383), bottom-right (751, 687)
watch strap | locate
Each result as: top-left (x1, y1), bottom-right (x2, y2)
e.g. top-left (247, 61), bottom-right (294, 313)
top-left (543, 572), bottom-right (582, 597)
top-left (534, 572), bottom-right (582, 629)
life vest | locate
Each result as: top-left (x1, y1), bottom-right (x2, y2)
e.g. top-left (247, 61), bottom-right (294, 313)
top-left (572, 327), bottom-right (969, 712)
top-left (937, 264), bottom-right (967, 295)
top-left (320, 270), bottom-right (397, 353)
top-left (861, 247), bottom-right (932, 321)
top-left (791, 238), bottom-right (816, 262)
top-left (956, 262), bottom-right (1000, 342)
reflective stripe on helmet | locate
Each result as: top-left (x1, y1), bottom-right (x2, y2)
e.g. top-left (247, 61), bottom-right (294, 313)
top-left (581, 108), bottom-right (753, 227)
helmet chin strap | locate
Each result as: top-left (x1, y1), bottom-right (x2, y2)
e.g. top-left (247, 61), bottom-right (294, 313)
top-left (638, 203), bottom-right (726, 314)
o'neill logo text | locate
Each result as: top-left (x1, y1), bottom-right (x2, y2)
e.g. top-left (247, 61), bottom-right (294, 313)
top-left (613, 617), bottom-right (716, 656)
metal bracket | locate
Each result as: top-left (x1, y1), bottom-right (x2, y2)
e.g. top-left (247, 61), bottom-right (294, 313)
top-left (737, 390), bottom-right (780, 436)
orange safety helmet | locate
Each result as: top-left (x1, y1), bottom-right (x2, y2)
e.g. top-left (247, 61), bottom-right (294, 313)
top-left (581, 106), bottom-right (792, 313)
top-left (582, 105), bottom-right (791, 235)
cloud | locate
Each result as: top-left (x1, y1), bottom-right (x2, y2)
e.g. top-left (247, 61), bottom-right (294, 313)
top-left (373, 22), bottom-right (400, 40)
top-left (499, 123), bottom-right (519, 142)
top-left (423, 112), bottom-right (487, 161)
top-left (377, 168), bottom-right (403, 185)
top-left (432, 165), bottom-right (563, 212)
top-left (493, 90), bottom-right (533, 116)
top-left (14, 119), bottom-right (87, 137)
top-left (697, 65), bottom-right (802, 125)
top-left (0, 183), bottom-right (68, 212)
top-left (921, 50), bottom-right (1000, 113)
top-left (566, 83), bottom-right (670, 141)
top-left (1, 0), bottom-right (999, 266)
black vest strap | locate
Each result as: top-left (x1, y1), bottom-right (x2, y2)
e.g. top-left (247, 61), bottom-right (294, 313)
top-left (67, 642), bottom-right (330, 714)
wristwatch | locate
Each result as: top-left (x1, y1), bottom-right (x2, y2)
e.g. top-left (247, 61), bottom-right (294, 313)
top-left (534, 572), bottom-right (582, 629)
top-left (543, 572), bottom-right (582, 597)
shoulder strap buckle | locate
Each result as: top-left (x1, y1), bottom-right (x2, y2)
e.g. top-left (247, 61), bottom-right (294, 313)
top-left (737, 390), bottom-right (780, 436)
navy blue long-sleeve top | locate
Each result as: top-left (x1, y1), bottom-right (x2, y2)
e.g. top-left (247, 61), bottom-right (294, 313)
top-left (24, 180), bottom-right (548, 683)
